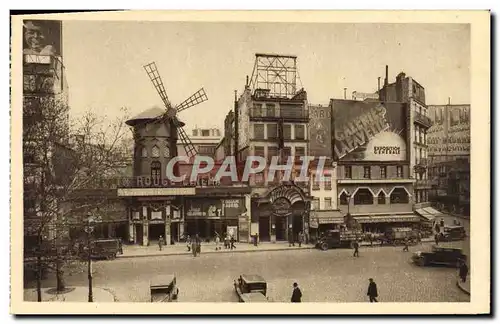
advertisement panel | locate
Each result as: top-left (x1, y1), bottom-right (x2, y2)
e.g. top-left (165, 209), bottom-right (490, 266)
top-left (308, 105), bottom-right (332, 157)
top-left (428, 105), bottom-right (470, 156)
top-left (23, 20), bottom-right (62, 56)
top-left (223, 198), bottom-right (246, 217)
top-left (331, 100), bottom-right (408, 161)
top-left (185, 199), bottom-right (223, 218)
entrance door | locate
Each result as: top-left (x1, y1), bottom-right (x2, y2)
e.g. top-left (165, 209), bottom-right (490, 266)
top-left (135, 224), bottom-right (143, 244)
top-left (259, 216), bottom-right (270, 241)
top-left (292, 215), bottom-right (303, 238)
top-left (170, 222), bottom-right (179, 244)
top-left (149, 223), bottom-right (165, 243)
top-left (275, 216), bottom-right (287, 241)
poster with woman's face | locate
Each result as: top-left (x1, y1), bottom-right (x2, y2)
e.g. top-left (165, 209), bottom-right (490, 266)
top-left (23, 20), bottom-right (62, 56)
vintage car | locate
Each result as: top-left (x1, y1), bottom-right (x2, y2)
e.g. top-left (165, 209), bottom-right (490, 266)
top-left (234, 274), bottom-right (268, 302)
top-left (412, 245), bottom-right (467, 267)
top-left (439, 225), bottom-right (467, 241)
top-left (93, 239), bottom-right (121, 260)
top-left (150, 274), bottom-right (179, 302)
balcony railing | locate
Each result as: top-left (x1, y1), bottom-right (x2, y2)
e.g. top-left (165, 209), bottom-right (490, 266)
top-left (249, 107), bottom-right (309, 120)
top-left (414, 111), bottom-right (433, 128)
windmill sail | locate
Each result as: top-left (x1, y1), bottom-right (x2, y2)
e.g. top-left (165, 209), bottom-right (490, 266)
top-left (173, 118), bottom-right (198, 159)
top-left (143, 62), bottom-right (172, 109)
top-left (176, 88), bottom-right (208, 113)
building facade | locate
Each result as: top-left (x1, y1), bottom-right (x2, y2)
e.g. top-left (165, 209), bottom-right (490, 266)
top-left (235, 53), bottom-right (311, 243)
top-left (427, 104), bottom-right (470, 216)
top-left (330, 98), bottom-right (420, 232)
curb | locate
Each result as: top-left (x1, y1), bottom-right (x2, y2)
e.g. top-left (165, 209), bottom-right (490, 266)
top-left (118, 246), bottom-right (315, 259)
top-left (456, 279), bottom-right (471, 295)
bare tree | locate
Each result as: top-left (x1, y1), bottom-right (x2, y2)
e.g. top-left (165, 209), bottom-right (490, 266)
top-left (23, 95), bottom-right (131, 301)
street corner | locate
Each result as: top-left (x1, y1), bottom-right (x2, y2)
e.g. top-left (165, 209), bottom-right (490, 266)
top-left (457, 277), bottom-right (471, 295)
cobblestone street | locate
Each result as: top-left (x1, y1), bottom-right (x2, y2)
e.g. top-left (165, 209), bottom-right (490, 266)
top-left (27, 240), bottom-right (469, 303)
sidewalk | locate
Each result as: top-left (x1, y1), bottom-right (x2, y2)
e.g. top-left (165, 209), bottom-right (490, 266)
top-left (457, 276), bottom-right (471, 295)
top-left (24, 286), bottom-right (116, 302)
top-left (119, 242), bottom-right (314, 258)
top-left (119, 237), bottom-right (436, 259)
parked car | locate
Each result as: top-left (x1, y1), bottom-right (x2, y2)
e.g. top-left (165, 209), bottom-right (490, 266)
top-left (234, 274), bottom-right (268, 302)
top-left (440, 225), bottom-right (466, 241)
top-left (80, 239), bottom-right (121, 260)
top-left (150, 274), bottom-right (179, 302)
top-left (412, 245), bottom-right (466, 267)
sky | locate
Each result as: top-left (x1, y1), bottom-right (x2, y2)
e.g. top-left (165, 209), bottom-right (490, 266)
top-left (62, 21), bottom-right (470, 133)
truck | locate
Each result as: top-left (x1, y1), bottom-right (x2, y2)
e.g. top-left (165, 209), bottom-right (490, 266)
top-left (316, 229), bottom-right (363, 251)
top-left (379, 227), bottom-right (418, 246)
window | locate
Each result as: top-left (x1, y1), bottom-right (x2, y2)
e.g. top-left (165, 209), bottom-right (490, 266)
top-left (363, 166), bottom-right (371, 179)
top-left (283, 124), bottom-right (292, 140)
top-left (344, 166), bottom-right (352, 179)
top-left (354, 188), bottom-right (373, 205)
top-left (324, 198), bottom-right (332, 209)
top-left (414, 126), bottom-right (418, 142)
top-left (312, 175), bottom-right (320, 190)
top-left (253, 103), bottom-right (263, 116)
top-left (152, 145), bottom-right (160, 158)
top-left (339, 192), bottom-right (349, 205)
top-left (295, 147), bottom-right (305, 157)
top-left (324, 176), bottom-right (332, 190)
top-left (267, 124), bottom-right (278, 140)
top-left (377, 192), bottom-right (386, 204)
top-left (423, 131), bottom-right (427, 145)
top-left (254, 146), bottom-right (265, 157)
top-left (267, 146), bottom-right (278, 161)
top-left (199, 145), bottom-right (216, 155)
top-left (151, 161), bottom-right (161, 180)
top-left (253, 172), bottom-right (265, 185)
top-left (396, 166), bottom-right (403, 178)
top-left (419, 129), bottom-right (423, 143)
top-left (201, 129), bottom-right (210, 137)
top-left (312, 198), bottom-right (320, 210)
top-left (390, 188), bottom-right (409, 204)
top-left (141, 146), bottom-right (148, 158)
top-left (295, 125), bottom-right (305, 140)
top-left (380, 166), bottom-right (387, 178)
top-left (265, 104), bottom-right (276, 117)
top-left (254, 124), bottom-right (265, 139)
top-left (164, 142), bottom-right (170, 157)
top-left (283, 147), bottom-right (292, 160)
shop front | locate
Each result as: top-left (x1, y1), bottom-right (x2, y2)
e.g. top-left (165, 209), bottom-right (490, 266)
top-left (184, 197), bottom-right (247, 241)
top-left (252, 183), bottom-right (309, 242)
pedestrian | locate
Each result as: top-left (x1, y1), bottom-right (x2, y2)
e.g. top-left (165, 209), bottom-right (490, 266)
top-left (304, 228), bottom-right (309, 245)
top-left (215, 234), bottom-right (220, 251)
top-left (186, 235), bottom-right (191, 252)
top-left (288, 229), bottom-right (295, 247)
top-left (118, 238), bottom-right (123, 255)
top-left (230, 235), bottom-right (236, 250)
top-left (440, 218), bottom-right (445, 228)
top-left (158, 235), bottom-right (164, 251)
top-left (367, 278), bottom-right (378, 302)
top-left (298, 231), bottom-right (304, 248)
top-left (417, 231), bottom-right (422, 245)
top-left (290, 282), bottom-right (302, 303)
top-left (195, 234), bottom-right (201, 256)
top-left (434, 233), bottom-right (440, 246)
top-left (402, 237), bottom-right (409, 252)
top-left (353, 240), bottom-right (360, 257)
top-left (225, 233), bottom-right (230, 249)
top-left (459, 259), bottom-right (469, 283)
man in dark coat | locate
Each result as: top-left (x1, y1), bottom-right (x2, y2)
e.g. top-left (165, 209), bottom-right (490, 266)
top-left (367, 278), bottom-right (378, 302)
top-left (353, 240), bottom-right (360, 257)
top-left (288, 229), bottom-right (295, 247)
top-left (291, 282), bottom-right (302, 302)
top-left (459, 259), bottom-right (469, 283)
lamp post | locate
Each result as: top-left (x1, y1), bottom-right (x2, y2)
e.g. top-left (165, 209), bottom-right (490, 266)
top-left (84, 212), bottom-right (100, 302)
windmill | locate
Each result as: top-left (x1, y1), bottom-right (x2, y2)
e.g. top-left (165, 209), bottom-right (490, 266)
top-left (142, 61), bottom-right (208, 165)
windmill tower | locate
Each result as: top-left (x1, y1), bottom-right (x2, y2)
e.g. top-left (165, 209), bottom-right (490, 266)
top-left (125, 62), bottom-right (208, 180)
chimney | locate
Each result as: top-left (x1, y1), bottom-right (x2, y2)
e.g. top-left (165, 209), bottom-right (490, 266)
top-left (234, 90), bottom-right (237, 102)
top-left (377, 77), bottom-right (381, 92)
top-left (245, 75), bottom-right (249, 89)
top-left (384, 65), bottom-right (389, 86)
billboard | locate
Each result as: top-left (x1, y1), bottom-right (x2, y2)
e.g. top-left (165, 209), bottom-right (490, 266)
top-left (23, 20), bottom-right (62, 56)
top-left (308, 105), bottom-right (332, 157)
top-left (331, 100), bottom-right (408, 161)
top-left (428, 105), bottom-right (470, 156)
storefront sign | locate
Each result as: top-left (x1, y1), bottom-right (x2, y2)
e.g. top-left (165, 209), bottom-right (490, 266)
top-left (185, 199), bottom-right (223, 218)
top-left (224, 198), bottom-right (246, 217)
top-left (272, 197), bottom-right (292, 216)
top-left (331, 100), bottom-right (408, 161)
top-left (309, 105), bottom-right (332, 157)
top-left (117, 187), bottom-right (196, 197)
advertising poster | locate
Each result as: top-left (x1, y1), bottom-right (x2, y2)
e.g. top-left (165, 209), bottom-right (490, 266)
top-left (427, 105), bottom-right (470, 156)
top-left (223, 198), bottom-right (246, 217)
top-left (23, 20), bottom-right (62, 56)
top-left (185, 199), bottom-right (223, 218)
top-left (308, 105), bottom-right (332, 158)
top-left (331, 99), bottom-right (408, 161)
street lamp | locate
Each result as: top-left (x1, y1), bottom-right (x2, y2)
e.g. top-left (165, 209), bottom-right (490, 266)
top-left (84, 212), bottom-right (101, 302)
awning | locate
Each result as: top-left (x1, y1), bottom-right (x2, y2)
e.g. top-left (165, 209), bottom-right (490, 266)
top-left (313, 210), bottom-right (344, 225)
top-left (415, 207), bottom-right (445, 222)
top-left (353, 214), bottom-right (421, 224)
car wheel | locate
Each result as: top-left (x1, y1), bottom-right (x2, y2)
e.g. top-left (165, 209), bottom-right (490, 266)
top-left (320, 242), bottom-right (328, 251)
